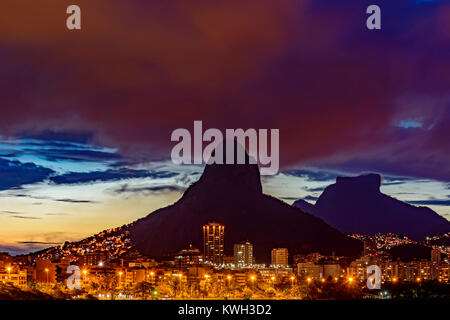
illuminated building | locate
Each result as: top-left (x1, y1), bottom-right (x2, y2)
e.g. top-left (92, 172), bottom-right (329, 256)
top-left (398, 261), bottom-right (420, 282)
top-left (35, 258), bottom-right (71, 284)
top-left (418, 259), bottom-right (432, 280)
top-left (233, 242), bottom-right (253, 267)
top-left (35, 259), bottom-right (57, 284)
top-left (363, 240), bottom-right (377, 256)
top-left (348, 257), bottom-right (371, 281)
top-left (439, 261), bottom-right (449, 283)
top-left (233, 272), bottom-right (248, 286)
top-left (0, 252), bottom-right (12, 268)
top-left (175, 244), bottom-right (203, 270)
top-left (271, 248), bottom-right (289, 267)
top-left (203, 223), bottom-right (225, 264)
top-left (0, 266), bottom-right (27, 287)
top-left (380, 261), bottom-right (399, 282)
top-left (223, 256), bottom-right (234, 264)
top-left (431, 249), bottom-right (441, 280)
top-left (79, 252), bottom-right (107, 267)
top-left (323, 263), bottom-right (341, 279)
top-left (297, 262), bottom-right (323, 279)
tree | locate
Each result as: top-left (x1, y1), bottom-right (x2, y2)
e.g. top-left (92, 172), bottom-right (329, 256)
top-left (133, 281), bottom-right (154, 300)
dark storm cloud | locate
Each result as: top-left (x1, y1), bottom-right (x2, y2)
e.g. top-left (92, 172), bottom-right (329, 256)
top-left (0, 135), bottom-right (121, 166)
top-left (303, 195), bottom-right (319, 202)
top-left (302, 186), bottom-right (326, 193)
top-left (1, 210), bottom-right (66, 217)
top-left (382, 181), bottom-right (407, 186)
top-left (50, 169), bottom-right (178, 185)
top-left (54, 199), bottom-right (96, 203)
top-left (4, 193), bottom-right (95, 204)
top-left (18, 241), bottom-right (60, 245)
top-left (9, 215), bottom-right (42, 220)
top-left (18, 129), bottom-right (95, 144)
top-left (0, 158), bottom-right (53, 190)
top-left (0, 151), bottom-right (20, 158)
top-left (0, 242), bottom-right (60, 255)
top-left (406, 198), bottom-right (450, 206)
top-left (0, 0), bottom-right (449, 181)
top-left (114, 184), bottom-right (185, 195)
top-left (24, 148), bottom-right (121, 163)
top-left (278, 196), bottom-right (301, 201)
top-left (283, 169), bottom-right (338, 182)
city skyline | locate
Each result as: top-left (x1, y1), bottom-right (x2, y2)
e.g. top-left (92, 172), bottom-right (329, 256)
top-left (1, 222), bottom-right (448, 300)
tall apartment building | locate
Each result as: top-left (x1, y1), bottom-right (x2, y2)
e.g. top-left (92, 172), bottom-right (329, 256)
top-left (271, 248), bottom-right (289, 267)
top-left (203, 223), bottom-right (225, 264)
top-left (439, 261), bottom-right (449, 283)
top-left (431, 249), bottom-right (441, 280)
top-left (234, 242), bottom-right (254, 267)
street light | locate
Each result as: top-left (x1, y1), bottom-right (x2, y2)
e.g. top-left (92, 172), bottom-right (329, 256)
top-left (290, 276), bottom-right (295, 286)
top-left (45, 268), bottom-right (49, 283)
top-left (250, 275), bottom-right (256, 289)
top-left (307, 277), bottom-right (312, 284)
top-left (7, 267), bottom-right (11, 280)
top-left (118, 271), bottom-right (123, 287)
top-left (177, 274), bottom-right (183, 297)
top-left (149, 271), bottom-right (155, 284)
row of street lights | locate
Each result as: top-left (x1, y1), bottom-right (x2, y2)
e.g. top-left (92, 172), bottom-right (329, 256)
top-left (77, 269), bottom-right (409, 289)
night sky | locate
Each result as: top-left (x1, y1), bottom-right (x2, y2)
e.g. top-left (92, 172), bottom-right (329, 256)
top-left (0, 0), bottom-right (449, 254)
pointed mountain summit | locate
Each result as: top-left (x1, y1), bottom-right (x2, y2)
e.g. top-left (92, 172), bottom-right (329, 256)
top-left (129, 151), bottom-right (361, 262)
top-left (293, 173), bottom-right (450, 240)
top-left (183, 159), bottom-right (262, 201)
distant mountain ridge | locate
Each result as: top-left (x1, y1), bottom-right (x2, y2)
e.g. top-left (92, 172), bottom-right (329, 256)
top-left (128, 160), bottom-right (362, 263)
top-left (293, 173), bottom-right (450, 240)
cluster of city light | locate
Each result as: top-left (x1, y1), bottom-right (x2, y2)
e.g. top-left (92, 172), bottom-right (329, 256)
top-left (35, 227), bottom-right (134, 262)
top-left (1, 220), bottom-right (447, 299)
